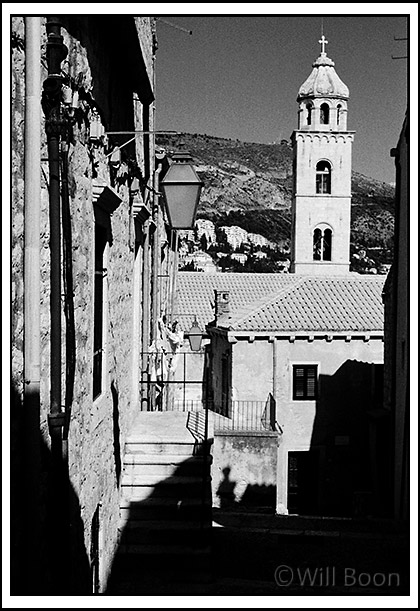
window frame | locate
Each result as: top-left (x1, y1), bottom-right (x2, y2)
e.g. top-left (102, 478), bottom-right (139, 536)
top-left (315, 160), bottom-right (332, 194)
top-left (313, 225), bottom-right (333, 262)
top-left (292, 364), bottom-right (319, 401)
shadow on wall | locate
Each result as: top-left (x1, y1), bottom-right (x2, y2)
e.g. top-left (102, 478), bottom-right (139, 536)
top-left (111, 380), bottom-right (122, 486)
top-left (215, 466), bottom-right (276, 513)
top-left (10, 381), bottom-right (91, 595)
top-left (302, 359), bottom-right (392, 518)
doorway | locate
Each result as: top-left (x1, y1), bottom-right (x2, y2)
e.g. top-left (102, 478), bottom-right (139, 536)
top-left (287, 450), bottom-right (320, 515)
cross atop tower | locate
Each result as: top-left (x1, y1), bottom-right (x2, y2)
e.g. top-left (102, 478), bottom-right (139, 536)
top-left (319, 34), bottom-right (328, 54)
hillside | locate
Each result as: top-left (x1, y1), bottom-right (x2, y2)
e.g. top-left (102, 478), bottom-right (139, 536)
top-left (156, 132), bottom-right (395, 265)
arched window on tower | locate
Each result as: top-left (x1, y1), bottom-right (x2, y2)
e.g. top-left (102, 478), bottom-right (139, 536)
top-left (323, 228), bottom-right (332, 260)
top-left (313, 226), bottom-right (332, 261)
top-left (320, 103), bottom-right (330, 125)
top-left (337, 104), bottom-right (342, 126)
top-left (315, 160), bottom-right (331, 194)
top-left (306, 103), bottom-right (313, 126)
top-left (313, 228), bottom-right (322, 260)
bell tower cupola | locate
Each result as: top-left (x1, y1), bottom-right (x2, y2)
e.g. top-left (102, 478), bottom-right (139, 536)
top-left (291, 37), bottom-right (355, 275)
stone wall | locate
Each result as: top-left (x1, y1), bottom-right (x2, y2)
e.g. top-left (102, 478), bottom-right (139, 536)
top-left (11, 16), bottom-right (157, 593)
top-left (212, 433), bottom-right (278, 510)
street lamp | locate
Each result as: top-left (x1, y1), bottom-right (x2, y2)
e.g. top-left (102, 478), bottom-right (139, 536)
top-left (187, 316), bottom-right (203, 352)
top-left (160, 151), bottom-right (203, 229)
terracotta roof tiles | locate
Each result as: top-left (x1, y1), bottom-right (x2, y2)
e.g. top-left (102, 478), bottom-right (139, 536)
top-left (175, 272), bottom-right (385, 335)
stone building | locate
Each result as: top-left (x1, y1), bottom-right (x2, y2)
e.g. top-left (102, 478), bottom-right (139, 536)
top-left (11, 15), bottom-right (179, 594)
top-left (383, 114), bottom-right (409, 521)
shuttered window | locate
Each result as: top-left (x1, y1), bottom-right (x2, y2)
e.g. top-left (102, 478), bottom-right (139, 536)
top-left (293, 365), bottom-right (318, 400)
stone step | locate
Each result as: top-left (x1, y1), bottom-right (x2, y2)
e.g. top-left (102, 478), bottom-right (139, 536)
top-left (106, 556), bottom-right (213, 593)
top-left (119, 519), bottom-right (211, 545)
top-left (119, 497), bottom-right (212, 523)
top-left (106, 577), bottom-right (214, 595)
top-left (121, 473), bottom-right (210, 488)
top-left (124, 441), bottom-right (199, 455)
top-left (124, 452), bottom-right (213, 465)
top-left (123, 454), bottom-right (212, 478)
top-left (121, 482), bottom-right (212, 502)
top-left (116, 543), bottom-right (212, 558)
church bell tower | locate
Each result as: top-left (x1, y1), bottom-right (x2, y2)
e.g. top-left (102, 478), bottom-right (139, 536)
top-left (291, 36), bottom-right (355, 275)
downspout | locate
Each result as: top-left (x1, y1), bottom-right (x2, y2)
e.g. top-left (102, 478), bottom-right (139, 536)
top-left (42, 17), bottom-right (67, 434)
top-left (41, 16), bottom-right (69, 592)
top-left (272, 338), bottom-right (278, 421)
top-left (61, 137), bottom-right (76, 449)
top-left (170, 231), bottom-right (179, 324)
top-left (141, 217), bottom-right (151, 410)
top-left (23, 16), bottom-right (42, 591)
top-left (150, 163), bottom-right (162, 410)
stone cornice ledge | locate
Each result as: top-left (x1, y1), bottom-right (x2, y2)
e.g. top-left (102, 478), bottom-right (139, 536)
top-left (92, 180), bottom-right (123, 215)
top-left (132, 197), bottom-right (151, 225)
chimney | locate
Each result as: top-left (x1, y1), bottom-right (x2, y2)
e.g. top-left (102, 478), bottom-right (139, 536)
top-left (214, 290), bottom-right (231, 326)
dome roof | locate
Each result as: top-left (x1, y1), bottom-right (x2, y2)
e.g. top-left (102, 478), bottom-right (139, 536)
top-left (297, 52), bottom-right (349, 101)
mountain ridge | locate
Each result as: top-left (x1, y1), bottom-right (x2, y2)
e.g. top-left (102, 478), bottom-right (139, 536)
top-left (156, 132), bottom-right (395, 257)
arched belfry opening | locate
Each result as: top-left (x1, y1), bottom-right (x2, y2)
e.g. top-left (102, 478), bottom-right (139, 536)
top-left (315, 160), bottom-right (331, 194)
top-left (320, 103), bottom-right (330, 125)
top-left (313, 226), bottom-right (332, 261)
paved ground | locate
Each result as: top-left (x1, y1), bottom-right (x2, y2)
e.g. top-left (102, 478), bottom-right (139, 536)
top-left (209, 510), bottom-right (410, 596)
top-left (107, 510), bottom-right (410, 597)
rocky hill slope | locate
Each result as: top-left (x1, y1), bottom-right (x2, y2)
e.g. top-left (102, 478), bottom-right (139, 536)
top-left (156, 132), bottom-right (395, 261)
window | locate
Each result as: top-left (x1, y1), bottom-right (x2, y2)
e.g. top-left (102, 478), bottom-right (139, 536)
top-left (306, 103), bottom-right (313, 126)
top-left (93, 224), bottom-right (107, 400)
top-left (315, 160), bottom-right (331, 194)
top-left (320, 103), bottom-right (330, 124)
top-left (293, 365), bottom-right (318, 400)
top-left (313, 227), bottom-right (332, 261)
top-left (337, 104), bottom-right (342, 126)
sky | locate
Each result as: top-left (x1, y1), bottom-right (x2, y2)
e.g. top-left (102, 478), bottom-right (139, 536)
top-left (154, 10), bottom-right (412, 185)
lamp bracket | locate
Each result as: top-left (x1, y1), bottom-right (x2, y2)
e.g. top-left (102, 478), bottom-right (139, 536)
top-left (104, 130), bottom-right (181, 159)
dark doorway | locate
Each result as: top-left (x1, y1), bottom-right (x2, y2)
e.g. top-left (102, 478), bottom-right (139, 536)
top-left (287, 450), bottom-right (319, 515)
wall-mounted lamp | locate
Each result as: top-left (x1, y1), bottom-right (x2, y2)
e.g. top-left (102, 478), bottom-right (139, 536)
top-left (89, 110), bottom-right (104, 141)
top-left (187, 316), bottom-right (203, 352)
top-left (109, 146), bottom-right (121, 168)
top-left (160, 151), bottom-right (203, 229)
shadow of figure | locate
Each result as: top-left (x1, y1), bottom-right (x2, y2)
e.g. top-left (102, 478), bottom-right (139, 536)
top-left (216, 467), bottom-right (236, 509)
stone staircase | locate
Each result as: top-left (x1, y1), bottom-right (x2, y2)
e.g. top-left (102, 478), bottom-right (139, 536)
top-left (106, 412), bottom-right (213, 594)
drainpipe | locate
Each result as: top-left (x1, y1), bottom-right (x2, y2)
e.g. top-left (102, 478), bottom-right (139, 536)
top-left (43, 17), bottom-right (67, 433)
top-left (141, 218), bottom-right (151, 410)
top-left (23, 16), bottom-right (42, 592)
top-left (170, 230), bottom-right (179, 325)
top-left (42, 16), bottom-right (69, 593)
top-left (150, 163), bottom-right (162, 410)
top-left (272, 339), bottom-right (278, 406)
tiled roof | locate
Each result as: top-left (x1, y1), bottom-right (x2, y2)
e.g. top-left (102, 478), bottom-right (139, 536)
top-left (175, 272), bottom-right (385, 335)
top-left (174, 272), bottom-right (296, 331)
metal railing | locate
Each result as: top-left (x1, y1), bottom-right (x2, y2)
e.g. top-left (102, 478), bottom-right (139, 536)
top-left (140, 351), bottom-right (282, 433)
top-left (172, 397), bottom-right (282, 434)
